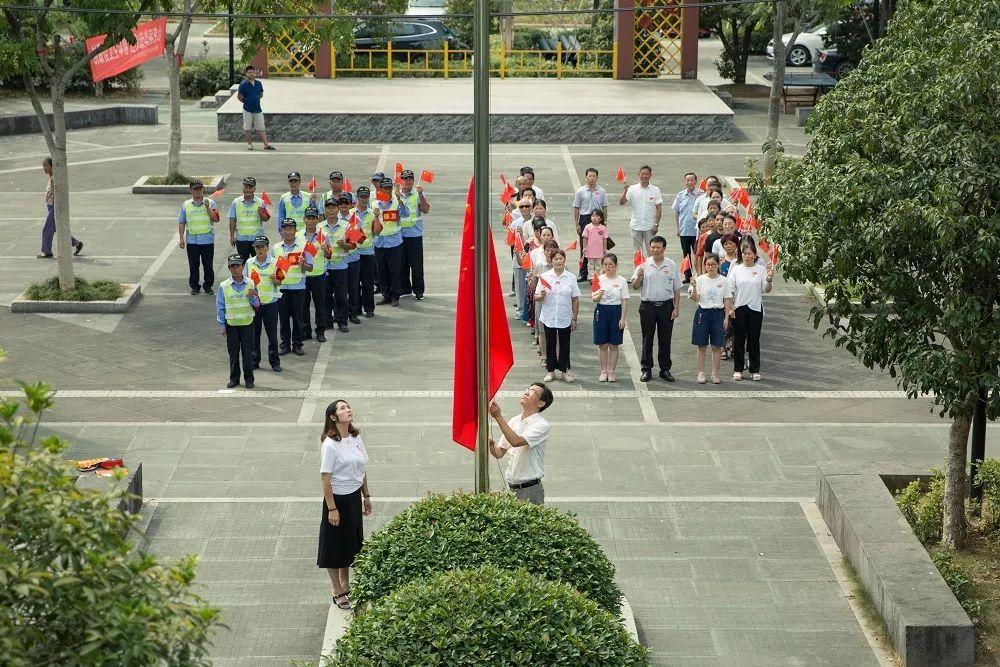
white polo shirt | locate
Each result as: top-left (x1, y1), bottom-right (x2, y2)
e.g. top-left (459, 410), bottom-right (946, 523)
top-left (624, 183), bottom-right (663, 232)
top-left (535, 269), bottom-right (581, 328)
top-left (498, 412), bottom-right (550, 484)
top-left (319, 435), bottom-right (368, 495)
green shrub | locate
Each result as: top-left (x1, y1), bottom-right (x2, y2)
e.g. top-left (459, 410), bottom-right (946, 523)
top-left (351, 493), bottom-right (622, 614)
top-left (974, 458), bottom-right (1000, 532)
top-left (26, 276), bottom-right (124, 302)
top-left (179, 59), bottom-right (229, 98)
top-left (2, 42), bottom-right (142, 94)
top-left (331, 567), bottom-right (648, 667)
top-left (895, 470), bottom-right (945, 544)
top-left (931, 549), bottom-right (982, 618)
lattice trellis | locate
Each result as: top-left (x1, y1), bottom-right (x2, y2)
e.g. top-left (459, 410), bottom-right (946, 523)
top-left (268, 28), bottom-right (317, 77)
top-left (634, 0), bottom-right (682, 77)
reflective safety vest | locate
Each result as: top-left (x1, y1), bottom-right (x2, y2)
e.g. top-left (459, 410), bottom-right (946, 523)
top-left (273, 239), bottom-right (307, 286)
top-left (378, 201), bottom-right (401, 237)
top-left (351, 207), bottom-right (376, 251)
top-left (326, 219), bottom-right (349, 265)
top-left (220, 278), bottom-right (254, 326)
top-left (296, 228), bottom-right (328, 277)
top-left (245, 256), bottom-right (281, 304)
top-left (183, 198), bottom-right (213, 235)
top-left (399, 191), bottom-right (421, 228)
top-left (233, 196), bottom-right (266, 237)
top-left (280, 192), bottom-right (309, 231)
top-left (321, 189), bottom-right (351, 209)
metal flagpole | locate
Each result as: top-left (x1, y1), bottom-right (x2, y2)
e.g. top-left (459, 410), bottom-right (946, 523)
top-left (473, 0), bottom-right (491, 493)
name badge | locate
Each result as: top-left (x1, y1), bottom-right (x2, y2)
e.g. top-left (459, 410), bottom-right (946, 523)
top-left (382, 210), bottom-right (399, 223)
top-left (286, 252), bottom-right (302, 264)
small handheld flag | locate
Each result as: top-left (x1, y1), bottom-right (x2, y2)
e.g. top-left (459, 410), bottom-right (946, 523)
top-left (209, 188), bottom-right (225, 200)
top-left (346, 227), bottom-right (364, 244)
top-left (503, 211), bottom-right (512, 226)
top-left (505, 227), bottom-right (516, 246)
top-left (275, 256), bottom-right (291, 272)
top-left (307, 176), bottom-right (317, 193)
top-left (344, 177), bottom-right (353, 192)
top-left (698, 178), bottom-right (707, 191)
top-left (591, 273), bottom-right (601, 292)
top-left (539, 277), bottom-right (552, 290)
top-left (304, 241), bottom-right (318, 257)
top-left (250, 270), bottom-right (261, 285)
top-left (261, 191), bottom-right (273, 206)
top-left (616, 167), bottom-right (626, 183)
top-left (680, 255), bottom-right (691, 275)
top-left (520, 252), bottom-right (532, 270)
top-left (420, 170), bottom-right (435, 184)
top-left (376, 189), bottom-right (391, 203)
top-left (565, 240), bottom-right (577, 251)
top-left (513, 234), bottom-right (524, 253)
top-left (633, 249), bottom-right (644, 267)
top-left (395, 162), bottom-right (404, 185)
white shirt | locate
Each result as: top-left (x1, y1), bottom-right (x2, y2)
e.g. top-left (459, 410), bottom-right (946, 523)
top-left (521, 218), bottom-right (559, 244)
top-left (498, 412), bottom-right (550, 483)
top-left (595, 274), bottom-right (630, 306)
top-left (624, 183), bottom-right (663, 231)
top-left (630, 257), bottom-right (682, 302)
top-left (529, 247), bottom-right (550, 275)
top-left (319, 435), bottom-right (368, 495)
top-left (725, 263), bottom-right (769, 312)
top-left (693, 273), bottom-right (727, 309)
top-left (535, 269), bottom-right (580, 328)
top-left (694, 196), bottom-right (732, 221)
top-left (531, 185), bottom-right (545, 201)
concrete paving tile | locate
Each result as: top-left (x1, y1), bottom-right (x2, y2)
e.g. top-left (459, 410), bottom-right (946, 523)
top-left (161, 480), bottom-right (232, 498)
top-left (766, 580), bottom-right (847, 606)
top-left (170, 464), bottom-right (240, 482)
top-left (177, 450), bottom-right (238, 466)
top-left (597, 449), bottom-right (664, 481)
top-left (141, 537), bottom-right (206, 560)
top-left (748, 536), bottom-right (824, 561)
top-left (758, 558), bottom-right (838, 582)
top-left (251, 627), bottom-right (324, 658)
top-left (187, 435), bottom-right (252, 451)
top-left (227, 481), bottom-right (301, 497)
top-left (689, 558), bottom-right (764, 582)
top-left (273, 535), bottom-right (317, 560)
top-left (202, 537), bottom-right (278, 561)
top-left (195, 560), bottom-right (273, 583)
top-left (641, 629), bottom-right (717, 657)
top-left (716, 451), bottom-right (785, 482)
top-left (692, 580), bottom-right (771, 599)
top-left (258, 581), bottom-right (332, 605)
top-left (661, 464), bottom-right (726, 482)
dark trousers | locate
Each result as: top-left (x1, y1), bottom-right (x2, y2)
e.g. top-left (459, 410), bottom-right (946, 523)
top-left (346, 259), bottom-right (362, 316)
top-left (399, 235), bottom-right (425, 297)
top-left (278, 289), bottom-right (305, 348)
top-left (186, 242), bottom-right (215, 291)
top-left (225, 324), bottom-right (255, 384)
top-left (577, 213), bottom-right (591, 278)
top-left (544, 325), bottom-right (572, 373)
top-left (639, 301), bottom-right (674, 372)
top-left (252, 300), bottom-right (280, 367)
top-left (41, 204), bottom-right (79, 255)
top-left (326, 268), bottom-right (349, 326)
top-left (679, 235), bottom-right (697, 280)
top-left (301, 273), bottom-right (327, 336)
top-left (732, 305), bottom-right (763, 373)
top-left (358, 254), bottom-right (376, 315)
top-left (375, 244), bottom-right (403, 301)
top-left (235, 240), bottom-right (255, 262)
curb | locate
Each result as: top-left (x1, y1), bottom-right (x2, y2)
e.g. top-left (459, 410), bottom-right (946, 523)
top-left (11, 283), bottom-right (141, 314)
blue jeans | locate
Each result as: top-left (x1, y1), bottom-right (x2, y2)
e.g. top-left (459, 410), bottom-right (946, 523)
top-left (41, 204), bottom-right (78, 255)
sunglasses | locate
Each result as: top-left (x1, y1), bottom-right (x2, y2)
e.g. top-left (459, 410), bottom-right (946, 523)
top-left (519, 204), bottom-right (531, 208)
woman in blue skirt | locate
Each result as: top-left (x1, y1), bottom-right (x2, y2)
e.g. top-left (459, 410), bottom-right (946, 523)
top-left (689, 253), bottom-right (728, 384)
top-left (591, 253), bottom-right (630, 382)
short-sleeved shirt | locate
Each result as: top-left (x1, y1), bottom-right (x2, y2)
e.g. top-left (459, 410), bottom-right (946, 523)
top-left (572, 185), bottom-right (608, 216)
top-left (671, 188), bottom-right (703, 237)
top-left (725, 263), bottom-right (769, 312)
top-left (319, 435), bottom-right (368, 495)
top-left (595, 274), bottom-right (630, 306)
top-left (694, 273), bottom-right (727, 309)
top-left (498, 412), bottom-right (550, 484)
top-left (45, 176), bottom-right (54, 206)
top-left (178, 198), bottom-right (218, 244)
top-left (529, 247), bottom-right (550, 276)
top-left (631, 257), bottom-right (682, 302)
top-left (625, 184), bottom-right (663, 232)
top-left (582, 223), bottom-right (609, 259)
top-left (238, 79), bottom-right (264, 113)
top-left (535, 269), bottom-right (581, 329)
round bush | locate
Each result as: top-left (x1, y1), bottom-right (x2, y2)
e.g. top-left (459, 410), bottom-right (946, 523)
top-left (332, 567), bottom-right (648, 666)
top-left (351, 492), bottom-right (621, 614)
top-left (179, 59), bottom-right (229, 98)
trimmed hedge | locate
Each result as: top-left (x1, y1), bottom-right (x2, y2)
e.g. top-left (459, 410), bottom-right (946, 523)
top-left (332, 567), bottom-right (648, 666)
top-left (351, 492), bottom-right (622, 614)
top-left (179, 59), bottom-right (229, 98)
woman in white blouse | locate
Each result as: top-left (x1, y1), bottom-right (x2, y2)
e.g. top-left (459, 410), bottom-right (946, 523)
top-left (317, 400), bottom-right (371, 610)
top-left (535, 249), bottom-right (580, 382)
top-left (591, 253), bottom-right (630, 382)
top-left (724, 239), bottom-right (774, 381)
top-left (689, 253), bottom-right (728, 384)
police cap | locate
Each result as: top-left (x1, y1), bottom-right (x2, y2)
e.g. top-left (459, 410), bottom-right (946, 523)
top-left (287, 171), bottom-right (301, 181)
top-left (226, 254), bottom-right (244, 267)
top-left (252, 235), bottom-right (269, 247)
top-left (378, 177), bottom-right (394, 189)
top-left (401, 169), bottom-right (415, 179)
top-left (337, 194), bottom-right (352, 205)
top-left (371, 171), bottom-right (385, 181)
top-left (304, 207), bottom-right (320, 218)
top-left (242, 176), bottom-right (256, 187)
top-left (356, 186), bottom-right (371, 197)
top-left (189, 179), bottom-right (204, 189)
top-left (329, 171), bottom-right (344, 180)
top-left (280, 219), bottom-right (297, 229)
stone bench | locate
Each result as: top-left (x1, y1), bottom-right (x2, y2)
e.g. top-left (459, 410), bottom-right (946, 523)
top-left (817, 462), bottom-right (974, 666)
top-left (0, 105), bottom-right (157, 137)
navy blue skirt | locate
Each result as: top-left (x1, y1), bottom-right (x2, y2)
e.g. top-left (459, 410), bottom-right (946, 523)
top-left (692, 306), bottom-right (725, 347)
top-left (593, 303), bottom-right (624, 345)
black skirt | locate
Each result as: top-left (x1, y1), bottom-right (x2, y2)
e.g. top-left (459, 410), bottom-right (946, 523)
top-left (317, 489), bottom-right (364, 569)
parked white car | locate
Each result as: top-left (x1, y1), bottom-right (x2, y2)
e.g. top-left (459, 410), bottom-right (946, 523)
top-left (766, 25), bottom-right (829, 67)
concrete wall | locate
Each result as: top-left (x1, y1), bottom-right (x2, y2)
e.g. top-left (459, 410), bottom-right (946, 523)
top-left (0, 105), bottom-right (158, 137)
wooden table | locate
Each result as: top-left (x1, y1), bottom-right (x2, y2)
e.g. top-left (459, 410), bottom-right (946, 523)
top-left (781, 73), bottom-right (838, 113)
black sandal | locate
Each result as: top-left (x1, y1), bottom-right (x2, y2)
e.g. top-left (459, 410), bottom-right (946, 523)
top-left (332, 592), bottom-right (352, 610)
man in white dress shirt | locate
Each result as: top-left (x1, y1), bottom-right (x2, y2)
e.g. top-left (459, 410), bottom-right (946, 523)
top-left (619, 165), bottom-right (662, 255)
top-left (488, 383), bottom-right (554, 505)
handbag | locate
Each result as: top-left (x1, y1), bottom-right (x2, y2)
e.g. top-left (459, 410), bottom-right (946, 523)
top-left (606, 236), bottom-right (616, 250)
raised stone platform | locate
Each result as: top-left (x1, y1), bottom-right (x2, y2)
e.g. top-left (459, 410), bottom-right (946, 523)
top-left (217, 78), bottom-right (734, 143)
top-left (0, 105), bottom-right (157, 137)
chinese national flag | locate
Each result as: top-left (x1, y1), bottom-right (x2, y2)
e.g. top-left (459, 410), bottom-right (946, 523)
top-left (344, 177), bottom-right (353, 192)
top-left (420, 170), bottom-right (435, 184)
top-left (520, 251), bottom-right (532, 270)
top-left (591, 273), bottom-right (601, 292)
top-left (304, 241), bottom-right (318, 256)
top-left (499, 183), bottom-right (516, 205)
top-left (261, 191), bottom-right (273, 206)
top-left (680, 255), bottom-right (691, 275)
top-left (307, 176), bottom-right (317, 193)
top-left (502, 211), bottom-right (512, 226)
top-left (250, 270), bottom-right (261, 285)
top-left (698, 178), bottom-right (707, 191)
top-left (346, 228), bottom-right (364, 244)
top-left (565, 240), bottom-right (577, 251)
top-left (616, 166), bottom-right (626, 183)
top-left (452, 178), bottom-right (514, 451)
top-left (633, 249), bottom-right (644, 267)
top-left (395, 162), bottom-right (404, 185)
top-left (513, 234), bottom-right (524, 253)
top-left (376, 189), bottom-right (391, 203)
top-left (505, 227), bottom-right (516, 246)
top-left (770, 245), bottom-right (780, 265)
top-left (539, 276), bottom-right (552, 290)
top-left (209, 188), bottom-right (225, 200)
top-left (275, 256), bottom-right (291, 272)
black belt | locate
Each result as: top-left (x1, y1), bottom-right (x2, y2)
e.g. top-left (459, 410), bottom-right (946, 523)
top-left (643, 300), bottom-right (669, 307)
top-left (508, 478), bottom-right (541, 490)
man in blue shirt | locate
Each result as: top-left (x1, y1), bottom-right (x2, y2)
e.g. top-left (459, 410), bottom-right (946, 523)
top-left (236, 66), bottom-right (275, 151)
top-left (397, 169), bottom-right (430, 300)
top-left (373, 177), bottom-right (410, 307)
top-left (178, 179), bottom-right (220, 295)
top-left (671, 171), bottom-right (704, 283)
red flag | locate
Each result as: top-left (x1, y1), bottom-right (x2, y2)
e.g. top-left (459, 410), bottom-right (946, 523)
top-left (698, 178), bottom-right (707, 191)
top-left (275, 256), bottom-right (291, 272)
top-left (348, 212), bottom-right (358, 229)
top-left (499, 172), bottom-right (509, 187)
top-left (395, 162), bottom-right (404, 185)
top-left (770, 245), bottom-right (780, 265)
top-left (633, 249), bottom-right (644, 267)
top-left (304, 240), bottom-right (318, 257)
top-left (502, 211), bottom-right (512, 226)
top-left (499, 182), bottom-right (516, 205)
top-left (346, 227), bottom-right (364, 244)
top-left (250, 270), bottom-right (261, 285)
top-left (520, 251), bottom-right (532, 270)
top-left (86, 17), bottom-right (166, 82)
top-left (565, 240), bottom-right (577, 251)
top-left (209, 188), bottom-right (225, 200)
top-left (316, 229), bottom-right (326, 245)
top-left (616, 166), bottom-right (626, 183)
top-left (452, 179), bottom-right (514, 451)
top-left (344, 177), bottom-right (353, 192)
top-left (505, 227), bottom-right (516, 246)
top-left (513, 234), bottom-right (524, 253)
top-left (420, 170), bottom-right (435, 184)
top-left (590, 273), bottom-right (601, 292)
top-left (261, 191), bottom-right (273, 206)
top-left (680, 255), bottom-right (691, 274)
top-left (539, 276), bottom-right (552, 290)
top-left (376, 189), bottom-right (391, 203)
top-left (307, 176), bottom-right (317, 193)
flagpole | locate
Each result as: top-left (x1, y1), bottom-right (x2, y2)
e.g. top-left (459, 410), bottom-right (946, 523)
top-left (473, 0), bottom-right (491, 494)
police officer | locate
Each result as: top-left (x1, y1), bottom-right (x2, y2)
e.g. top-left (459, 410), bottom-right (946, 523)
top-left (341, 195), bottom-right (363, 324)
top-left (245, 235), bottom-right (282, 373)
top-left (297, 207), bottom-right (330, 342)
top-left (278, 171), bottom-right (315, 234)
top-left (274, 219), bottom-right (311, 356)
top-left (321, 171), bottom-right (354, 209)
top-left (217, 254), bottom-right (257, 389)
top-left (373, 177), bottom-right (409, 307)
top-left (178, 179), bottom-right (220, 295)
top-left (398, 169), bottom-right (430, 300)
top-left (324, 196), bottom-right (354, 332)
top-left (228, 176), bottom-right (270, 261)
top-left (369, 172), bottom-right (386, 295)
top-left (351, 186), bottom-right (378, 319)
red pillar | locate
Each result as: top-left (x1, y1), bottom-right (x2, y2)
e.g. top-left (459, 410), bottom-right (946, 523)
top-left (251, 47), bottom-right (268, 78)
top-left (680, 2), bottom-right (699, 79)
top-left (314, 2), bottom-right (332, 78)
top-left (614, 0), bottom-right (635, 79)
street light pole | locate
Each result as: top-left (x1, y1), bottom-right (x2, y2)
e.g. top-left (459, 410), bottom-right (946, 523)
top-left (473, 0), bottom-right (491, 493)
top-left (227, 0), bottom-right (235, 86)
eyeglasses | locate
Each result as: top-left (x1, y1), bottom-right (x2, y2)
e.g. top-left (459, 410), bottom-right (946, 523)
top-left (518, 204), bottom-right (531, 208)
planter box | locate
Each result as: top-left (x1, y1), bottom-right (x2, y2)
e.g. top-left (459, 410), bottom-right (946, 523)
top-left (11, 283), bottom-right (141, 314)
top-left (75, 460), bottom-right (143, 519)
top-left (809, 283), bottom-right (895, 315)
top-left (131, 173), bottom-right (228, 195)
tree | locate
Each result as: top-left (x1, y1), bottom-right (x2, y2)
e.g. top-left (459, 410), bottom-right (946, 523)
top-left (1, 1), bottom-right (161, 291)
top-left (702, 2), bottom-right (767, 86)
top-left (0, 351), bottom-right (219, 665)
top-left (750, 0), bottom-right (1000, 548)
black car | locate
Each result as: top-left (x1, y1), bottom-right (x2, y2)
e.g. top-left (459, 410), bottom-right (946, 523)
top-left (813, 48), bottom-right (855, 80)
top-left (353, 20), bottom-right (460, 50)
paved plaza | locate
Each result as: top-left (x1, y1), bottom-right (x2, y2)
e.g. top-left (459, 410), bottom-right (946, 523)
top-left (0, 99), bottom-right (962, 665)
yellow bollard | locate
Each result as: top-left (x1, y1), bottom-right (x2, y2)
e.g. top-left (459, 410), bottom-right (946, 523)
top-left (556, 42), bottom-right (562, 79)
top-left (443, 41), bottom-right (449, 79)
top-left (387, 42), bottom-right (393, 79)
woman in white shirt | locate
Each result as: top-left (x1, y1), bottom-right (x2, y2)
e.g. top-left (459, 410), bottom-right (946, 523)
top-left (724, 239), bottom-right (774, 381)
top-left (535, 249), bottom-right (581, 382)
top-left (591, 253), bottom-right (630, 382)
top-left (317, 400), bottom-right (371, 610)
top-left (689, 253), bottom-right (728, 384)
top-left (530, 200), bottom-right (560, 243)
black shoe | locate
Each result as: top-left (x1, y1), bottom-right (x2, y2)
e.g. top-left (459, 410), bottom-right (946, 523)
top-left (659, 370), bottom-right (675, 382)
top-left (377, 298), bottom-right (391, 305)
top-left (190, 288), bottom-right (200, 295)
top-left (303, 332), bottom-right (313, 340)
top-left (204, 286), bottom-right (214, 295)
top-left (292, 347), bottom-right (305, 356)
top-left (36, 253), bottom-right (54, 259)
top-left (391, 299), bottom-right (400, 307)
top-left (253, 361), bottom-right (260, 369)
top-left (316, 332), bottom-right (327, 342)
top-left (681, 278), bottom-right (691, 285)
top-left (364, 312), bottom-right (375, 318)
top-left (245, 382), bottom-right (254, 389)
top-left (414, 294), bottom-right (424, 301)
top-left (226, 381), bottom-right (239, 388)
top-left (349, 316), bottom-right (361, 324)
top-left (338, 324), bottom-right (349, 333)
top-left (74, 241), bottom-right (84, 256)
top-left (271, 365), bottom-right (282, 372)
top-left (640, 370), bottom-right (652, 382)
top-left (278, 345), bottom-right (290, 356)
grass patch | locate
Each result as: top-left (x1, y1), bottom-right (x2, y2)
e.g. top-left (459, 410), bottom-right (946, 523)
top-left (26, 276), bottom-right (124, 302)
top-left (840, 556), bottom-right (897, 661)
top-left (143, 174), bottom-right (201, 186)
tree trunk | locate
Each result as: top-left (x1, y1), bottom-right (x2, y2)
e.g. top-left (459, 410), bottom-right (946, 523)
top-left (50, 85), bottom-right (75, 291)
top-left (500, 0), bottom-right (514, 50)
top-left (764, 3), bottom-right (786, 181)
top-left (733, 25), bottom-right (752, 85)
top-left (943, 413), bottom-right (972, 548)
top-left (167, 2), bottom-right (195, 179)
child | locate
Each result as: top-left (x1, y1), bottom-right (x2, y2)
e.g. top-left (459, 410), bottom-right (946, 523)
top-left (591, 253), bottom-right (629, 382)
top-left (217, 254), bottom-right (258, 389)
top-left (581, 210), bottom-right (611, 279)
top-left (689, 253), bottom-right (727, 384)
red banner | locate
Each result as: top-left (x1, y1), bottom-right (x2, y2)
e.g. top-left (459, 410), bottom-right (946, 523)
top-left (86, 17), bottom-right (167, 83)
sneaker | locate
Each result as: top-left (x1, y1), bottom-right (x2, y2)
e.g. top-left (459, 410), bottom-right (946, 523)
top-left (415, 294), bottom-right (424, 301)
top-left (598, 371), bottom-right (608, 382)
top-left (316, 332), bottom-right (327, 343)
top-left (264, 144), bottom-right (276, 151)
top-left (247, 144), bottom-right (253, 150)
top-left (751, 373), bottom-right (762, 381)
top-left (204, 286), bottom-right (214, 295)
top-left (543, 372), bottom-right (554, 382)
top-left (733, 372), bottom-right (743, 381)
top-left (278, 345), bottom-right (290, 356)
top-left (73, 241), bottom-right (84, 256)
top-left (292, 347), bottom-right (305, 356)
top-left (36, 253), bottom-right (54, 259)
top-left (711, 373), bottom-right (721, 384)
top-left (338, 324), bottom-right (349, 333)
top-left (562, 371), bottom-right (575, 383)
top-left (697, 372), bottom-right (706, 384)
top-left (608, 372), bottom-right (617, 382)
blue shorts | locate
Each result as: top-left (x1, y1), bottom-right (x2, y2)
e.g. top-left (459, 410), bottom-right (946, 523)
top-left (692, 306), bottom-right (725, 347)
top-left (593, 303), bottom-right (623, 345)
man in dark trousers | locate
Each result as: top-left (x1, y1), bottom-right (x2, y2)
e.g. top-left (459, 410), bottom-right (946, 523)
top-left (178, 179), bottom-right (220, 295)
top-left (397, 169), bottom-right (430, 300)
top-left (217, 254), bottom-right (257, 389)
top-left (630, 236), bottom-right (682, 382)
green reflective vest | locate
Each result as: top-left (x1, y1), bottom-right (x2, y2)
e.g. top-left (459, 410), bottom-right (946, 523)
top-left (378, 201), bottom-right (401, 237)
top-left (280, 192), bottom-right (309, 231)
top-left (399, 191), bottom-right (421, 228)
top-left (273, 239), bottom-right (306, 287)
top-left (183, 199), bottom-right (213, 235)
top-left (245, 256), bottom-right (281, 305)
top-left (351, 206), bottom-right (376, 251)
top-left (326, 219), bottom-right (349, 265)
top-left (233, 196), bottom-right (265, 237)
top-left (296, 227), bottom-right (328, 277)
top-left (321, 189), bottom-right (349, 209)
top-left (221, 278), bottom-right (254, 326)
